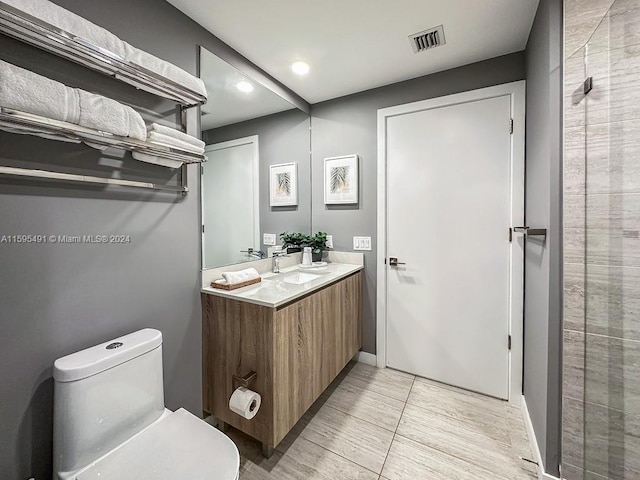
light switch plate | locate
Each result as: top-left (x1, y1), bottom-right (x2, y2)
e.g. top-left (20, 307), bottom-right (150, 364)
top-left (263, 233), bottom-right (276, 246)
top-left (326, 235), bottom-right (333, 249)
top-left (353, 236), bottom-right (372, 251)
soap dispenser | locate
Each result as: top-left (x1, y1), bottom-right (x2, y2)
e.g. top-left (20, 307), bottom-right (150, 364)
top-left (302, 247), bottom-right (312, 266)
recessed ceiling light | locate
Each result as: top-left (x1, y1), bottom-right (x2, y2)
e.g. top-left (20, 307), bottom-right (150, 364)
top-left (236, 81), bottom-right (254, 93)
top-left (291, 61), bottom-right (310, 76)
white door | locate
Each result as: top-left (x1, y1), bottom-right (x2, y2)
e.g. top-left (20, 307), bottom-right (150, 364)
top-left (202, 136), bottom-right (259, 268)
top-left (380, 84), bottom-right (524, 400)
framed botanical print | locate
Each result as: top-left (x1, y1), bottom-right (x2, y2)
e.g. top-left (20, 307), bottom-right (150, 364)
top-left (269, 162), bottom-right (297, 206)
top-left (324, 154), bottom-right (358, 204)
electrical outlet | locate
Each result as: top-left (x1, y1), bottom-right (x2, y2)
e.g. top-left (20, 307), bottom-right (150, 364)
top-left (263, 233), bottom-right (276, 246)
top-left (326, 235), bottom-right (333, 249)
top-left (353, 236), bottom-right (372, 251)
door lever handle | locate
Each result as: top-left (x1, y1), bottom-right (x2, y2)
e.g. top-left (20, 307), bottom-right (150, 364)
top-left (389, 257), bottom-right (406, 267)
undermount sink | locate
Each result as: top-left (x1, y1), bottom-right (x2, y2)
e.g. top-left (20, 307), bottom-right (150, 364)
top-left (282, 272), bottom-right (323, 285)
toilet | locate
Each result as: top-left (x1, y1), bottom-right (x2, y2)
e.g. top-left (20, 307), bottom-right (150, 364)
top-left (52, 328), bottom-right (240, 480)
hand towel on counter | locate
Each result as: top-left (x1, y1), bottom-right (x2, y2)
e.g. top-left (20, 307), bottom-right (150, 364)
top-left (123, 44), bottom-right (208, 100)
top-left (132, 152), bottom-right (183, 169)
top-left (3, 0), bottom-right (126, 58)
top-left (221, 268), bottom-right (260, 285)
top-left (148, 123), bottom-right (205, 149)
top-left (0, 60), bottom-right (147, 141)
top-left (147, 132), bottom-right (204, 154)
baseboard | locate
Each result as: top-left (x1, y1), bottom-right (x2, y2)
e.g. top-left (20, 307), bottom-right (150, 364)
top-left (354, 351), bottom-right (377, 366)
top-left (521, 396), bottom-right (561, 480)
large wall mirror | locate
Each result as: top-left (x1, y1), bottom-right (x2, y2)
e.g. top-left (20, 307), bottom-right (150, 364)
top-left (199, 47), bottom-right (311, 269)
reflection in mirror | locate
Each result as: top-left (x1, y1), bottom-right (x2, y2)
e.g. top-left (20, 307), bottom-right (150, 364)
top-left (199, 47), bottom-right (311, 269)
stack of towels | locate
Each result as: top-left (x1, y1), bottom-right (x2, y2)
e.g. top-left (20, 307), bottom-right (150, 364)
top-left (0, 59), bottom-right (203, 167)
top-left (3, 0), bottom-right (207, 101)
top-left (218, 268), bottom-right (261, 286)
top-left (133, 124), bottom-right (205, 168)
top-left (0, 59), bottom-right (147, 141)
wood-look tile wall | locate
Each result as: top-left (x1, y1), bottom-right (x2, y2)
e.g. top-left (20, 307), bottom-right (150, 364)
top-left (563, 1), bottom-right (640, 479)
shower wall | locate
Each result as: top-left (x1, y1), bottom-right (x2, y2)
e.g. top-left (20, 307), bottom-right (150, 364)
top-left (563, 0), bottom-right (640, 479)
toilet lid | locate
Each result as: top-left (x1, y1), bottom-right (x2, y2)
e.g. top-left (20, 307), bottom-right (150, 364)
top-left (76, 408), bottom-right (240, 480)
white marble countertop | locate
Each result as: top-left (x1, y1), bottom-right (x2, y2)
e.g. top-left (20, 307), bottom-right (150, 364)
top-left (201, 262), bottom-right (363, 308)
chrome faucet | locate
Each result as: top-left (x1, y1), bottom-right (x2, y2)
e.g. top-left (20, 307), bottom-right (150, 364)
top-left (241, 247), bottom-right (266, 259)
top-left (272, 250), bottom-right (289, 273)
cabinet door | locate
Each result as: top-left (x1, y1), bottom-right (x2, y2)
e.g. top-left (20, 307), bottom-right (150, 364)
top-left (272, 273), bottom-right (362, 445)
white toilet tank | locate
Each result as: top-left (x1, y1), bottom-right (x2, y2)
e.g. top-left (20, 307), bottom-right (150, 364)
top-left (53, 329), bottom-right (165, 478)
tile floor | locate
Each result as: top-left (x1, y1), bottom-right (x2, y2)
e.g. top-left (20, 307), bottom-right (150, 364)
top-left (216, 362), bottom-right (538, 480)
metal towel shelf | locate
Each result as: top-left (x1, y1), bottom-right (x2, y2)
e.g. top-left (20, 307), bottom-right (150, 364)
top-left (0, 2), bottom-right (206, 193)
top-left (0, 1), bottom-right (207, 107)
top-left (0, 108), bottom-right (205, 194)
top-left (0, 108), bottom-right (206, 164)
top-left (0, 165), bottom-right (188, 193)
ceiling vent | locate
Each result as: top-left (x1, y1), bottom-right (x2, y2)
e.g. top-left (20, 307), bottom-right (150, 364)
top-left (409, 25), bottom-right (446, 53)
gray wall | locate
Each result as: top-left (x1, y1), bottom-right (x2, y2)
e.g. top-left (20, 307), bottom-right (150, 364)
top-left (203, 109), bottom-right (312, 254)
top-left (0, 0), bottom-right (281, 478)
top-left (523, 0), bottom-right (563, 475)
top-left (0, 1), bottom-right (553, 477)
top-left (310, 52), bottom-right (526, 353)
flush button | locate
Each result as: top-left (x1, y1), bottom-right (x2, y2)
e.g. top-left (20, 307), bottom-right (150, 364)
top-left (106, 342), bottom-right (123, 350)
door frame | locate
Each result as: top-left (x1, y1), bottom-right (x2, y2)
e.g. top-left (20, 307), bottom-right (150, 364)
top-left (202, 135), bottom-right (260, 266)
top-left (376, 81), bottom-right (526, 405)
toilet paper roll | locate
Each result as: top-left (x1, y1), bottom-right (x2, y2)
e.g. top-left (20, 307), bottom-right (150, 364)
top-left (229, 386), bottom-right (261, 419)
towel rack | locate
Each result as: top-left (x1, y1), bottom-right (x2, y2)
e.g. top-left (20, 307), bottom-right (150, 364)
top-left (0, 108), bottom-right (205, 194)
top-left (0, 165), bottom-right (188, 193)
top-left (0, 1), bottom-right (206, 107)
top-left (0, 108), bottom-right (206, 164)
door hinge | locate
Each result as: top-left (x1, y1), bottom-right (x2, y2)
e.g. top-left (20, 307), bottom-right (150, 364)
top-left (201, 165), bottom-right (204, 175)
top-left (583, 76), bottom-right (593, 95)
top-left (508, 335), bottom-right (512, 350)
top-left (509, 227), bottom-right (513, 242)
top-left (509, 118), bottom-right (514, 134)
top-left (202, 224), bottom-right (205, 233)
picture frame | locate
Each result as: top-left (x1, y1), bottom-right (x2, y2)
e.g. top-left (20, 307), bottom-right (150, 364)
top-left (269, 162), bottom-right (298, 206)
top-left (324, 154), bottom-right (359, 204)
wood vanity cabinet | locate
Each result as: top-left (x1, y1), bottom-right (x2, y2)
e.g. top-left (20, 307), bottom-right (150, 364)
top-left (202, 271), bottom-right (362, 453)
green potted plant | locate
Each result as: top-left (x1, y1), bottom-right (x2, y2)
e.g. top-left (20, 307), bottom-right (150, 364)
top-left (279, 231), bottom-right (310, 253)
top-left (309, 231), bottom-right (328, 262)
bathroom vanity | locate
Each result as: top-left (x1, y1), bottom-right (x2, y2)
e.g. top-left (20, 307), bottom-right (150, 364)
top-left (201, 261), bottom-right (363, 455)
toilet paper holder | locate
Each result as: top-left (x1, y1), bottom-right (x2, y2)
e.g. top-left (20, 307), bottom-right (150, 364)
top-left (232, 371), bottom-right (257, 390)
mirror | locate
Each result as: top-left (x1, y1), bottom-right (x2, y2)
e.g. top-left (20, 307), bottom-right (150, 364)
top-left (199, 47), bottom-right (311, 269)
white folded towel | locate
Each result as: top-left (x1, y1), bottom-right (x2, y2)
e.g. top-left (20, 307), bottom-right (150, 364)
top-left (148, 124), bottom-right (205, 149)
top-left (3, 0), bottom-right (126, 58)
top-left (221, 268), bottom-right (260, 285)
top-left (147, 132), bottom-right (205, 154)
top-left (132, 152), bottom-right (183, 169)
top-left (123, 44), bottom-right (208, 100)
top-left (0, 60), bottom-right (147, 141)
top-left (0, 59), bottom-right (77, 123)
top-left (4, 1), bottom-right (207, 101)
top-left (77, 90), bottom-right (146, 140)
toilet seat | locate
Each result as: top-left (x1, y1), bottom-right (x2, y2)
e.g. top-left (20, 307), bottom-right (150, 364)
top-left (75, 408), bottom-right (240, 480)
